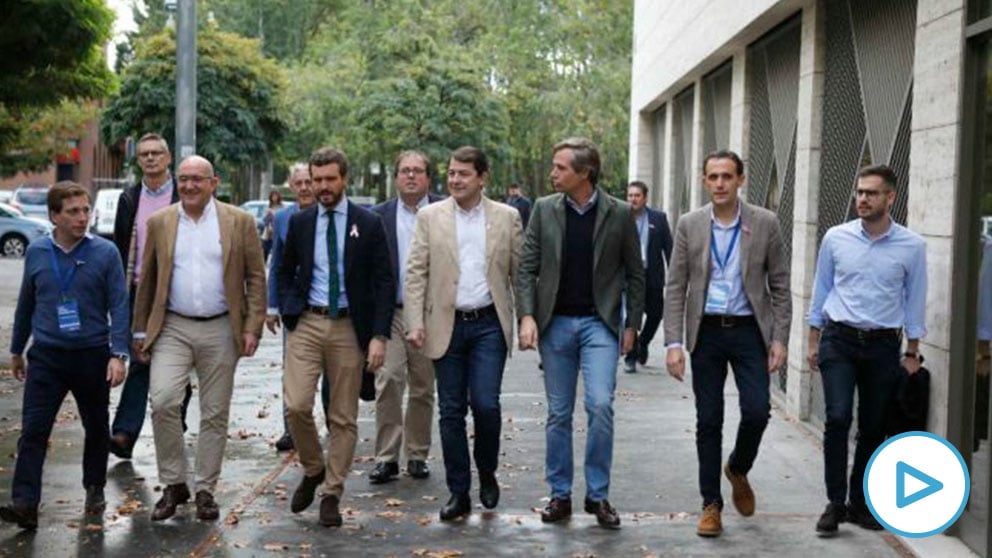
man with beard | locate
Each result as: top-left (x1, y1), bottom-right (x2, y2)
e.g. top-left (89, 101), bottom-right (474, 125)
top-left (808, 165), bottom-right (927, 537)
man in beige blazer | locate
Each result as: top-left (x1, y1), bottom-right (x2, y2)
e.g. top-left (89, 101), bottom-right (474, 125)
top-left (132, 155), bottom-right (266, 523)
top-left (664, 149), bottom-right (791, 537)
top-left (405, 146), bottom-right (521, 522)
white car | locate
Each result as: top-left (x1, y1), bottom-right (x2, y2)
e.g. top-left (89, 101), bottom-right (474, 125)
top-left (90, 188), bottom-right (123, 239)
top-left (0, 202), bottom-right (52, 257)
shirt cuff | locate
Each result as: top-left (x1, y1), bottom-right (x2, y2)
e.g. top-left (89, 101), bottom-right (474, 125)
top-left (267, 308), bottom-right (279, 316)
top-left (133, 332), bottom-right (147, 340)
top-left (665, 342), bottom-right (683, 349)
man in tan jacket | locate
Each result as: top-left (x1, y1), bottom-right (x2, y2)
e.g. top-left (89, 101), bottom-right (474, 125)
top-left (405, 146), bottom-right (522, 522)
top-left (664, 150), bottom-right (791, 537)
top-left (132, 155), bottom-right (266, 523)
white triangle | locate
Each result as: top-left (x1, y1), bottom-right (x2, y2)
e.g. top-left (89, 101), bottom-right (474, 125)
top-left (904, 473), bottom-right (928, 497)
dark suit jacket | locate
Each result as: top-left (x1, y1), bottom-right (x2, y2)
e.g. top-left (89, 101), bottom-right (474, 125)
top-left (371, 193), bottom-right (443, 292)
top-left (643, 207), bottom-right (673, 292)
top-left (507, 195), bottom-right (532, 229)
top-left (277, 200), bottom-right (394, 350)
top-left (113, 180), bottom-right (180, 267)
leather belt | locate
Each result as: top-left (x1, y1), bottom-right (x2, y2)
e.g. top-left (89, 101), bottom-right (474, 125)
top-left (169, 311), bottom-right (228, 322)
top-left (827, 321), bottom-right (900, 340)
top-left (455, 304), bottom-right (497, 321)
top-left (305, 305), bottom-right (350, 319)
top-left (701, 314), bottom-right (756, 328)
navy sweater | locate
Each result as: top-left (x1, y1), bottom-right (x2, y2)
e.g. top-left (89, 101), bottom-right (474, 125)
top-left (11, 235), bottom-right (129, 356)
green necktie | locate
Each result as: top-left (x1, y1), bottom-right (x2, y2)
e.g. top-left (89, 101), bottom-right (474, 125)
top-left (326, 211), bottom-right (339, 313)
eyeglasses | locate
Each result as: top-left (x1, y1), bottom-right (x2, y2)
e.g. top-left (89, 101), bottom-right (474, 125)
top-left (138, 150), bottom-right (165, 158)
top-left (177, 175), bottom-right (214, 185)
top-left (399, 167), bottom-right (427, 176)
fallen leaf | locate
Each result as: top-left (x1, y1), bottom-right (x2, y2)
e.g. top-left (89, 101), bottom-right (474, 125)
top-left (376, 511), bottom-right (405, 519)
top-left (263, 542), bottom-right (290, 551)
top-left (225, 514), bottom-right (239, 525)
top-left (385, 498), bottom-right (405, 507)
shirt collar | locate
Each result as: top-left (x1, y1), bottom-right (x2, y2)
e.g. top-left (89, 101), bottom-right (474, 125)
top-left (178, 198), bottom-right (216, 221)
top-left (455, 197), bottom-right (485, 217)
top-left (400, 195), bottom-right (429, 214)
top-left (565, 189), bottom-right (598, 214)
top-left (142, 176), bottom-right (174, 198)
top-left (321, 197), bottom-right (348, 218)
top-left (709, 201), bottom-right (741, 229)
top-left (50, 232), bottom-right (92, 254)
top-left (857, 217), bottom-right (895, 241)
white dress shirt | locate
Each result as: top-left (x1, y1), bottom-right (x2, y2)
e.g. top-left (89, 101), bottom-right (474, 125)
top-left (168, 199), bottom-right (228, 317)
top-left (396, 196), bottom-right (428, 305)
top-left (454, 200), bottom-right (492, 310)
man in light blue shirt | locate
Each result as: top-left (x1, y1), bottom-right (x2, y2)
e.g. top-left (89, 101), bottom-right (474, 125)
top-left (807, 164), bottom-right (927, 536)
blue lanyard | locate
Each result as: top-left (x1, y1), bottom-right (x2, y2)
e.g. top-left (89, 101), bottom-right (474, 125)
top-left (48, 238), bottom-right (87, 297)
top-left (710, 220), bottom-right (741, 272)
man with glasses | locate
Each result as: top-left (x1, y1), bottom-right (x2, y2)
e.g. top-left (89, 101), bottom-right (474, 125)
top-left (367, 151), bottom-right (442, 484)
top-left (808, 165), bottom-right (927, 537)
top-left (109, 133), bottom-right (192, 460)
top-left (132, 155), bottom-right (266, 522)
top-left (266, 163), bottom-right (329, 452)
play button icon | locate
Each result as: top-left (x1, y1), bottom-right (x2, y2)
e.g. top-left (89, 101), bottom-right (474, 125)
top-left (896, 461), bottom-right (943, 508)
top-left (864, 432), bottom-right (969, 538)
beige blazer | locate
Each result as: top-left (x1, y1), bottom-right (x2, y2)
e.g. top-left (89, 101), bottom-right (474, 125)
top-left (663, 201), bottom-right (791, 353)
top-left (132, 200), bottom-right (267, 352)
top-left (405, 197), bottom-right (522, 360)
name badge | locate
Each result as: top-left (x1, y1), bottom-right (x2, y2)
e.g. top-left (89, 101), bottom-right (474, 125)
top-left (705, 279), bottom-right (732, 315)
top-left (57, 299), bottom-right (81, 333)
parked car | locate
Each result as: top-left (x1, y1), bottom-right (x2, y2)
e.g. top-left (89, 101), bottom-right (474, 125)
top-left (0, 202), bottom-right (53, 257)
top-left (90, 188), bottom-right (123, 238)
top-left (11, 184), bottom-right (50, 219)
top-left (0, 191), bottom-right (12, 204)
top-left (240, 200), bottom-right (270, 237)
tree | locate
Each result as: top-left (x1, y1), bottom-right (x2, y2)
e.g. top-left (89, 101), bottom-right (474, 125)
top-left (0, 0), bottom-right (116, 176)
top-left (102, 27), bottom-right (289, 194)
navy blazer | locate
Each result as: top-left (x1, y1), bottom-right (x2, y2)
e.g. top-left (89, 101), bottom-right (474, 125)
top-left (371, 193), bottom-right (444, 293)
top-left (644, 207), bottom-right (673, 292)
top-left (277, 201), bottom-right (394, 349)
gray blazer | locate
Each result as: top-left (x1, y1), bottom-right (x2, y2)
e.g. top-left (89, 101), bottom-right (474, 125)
top-left (663, 201), bottom-right (791, 353)
top-left (516, 190), bottom-right (644, 337)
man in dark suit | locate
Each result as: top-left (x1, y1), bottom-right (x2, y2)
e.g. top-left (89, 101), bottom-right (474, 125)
top-left (624, 180), bottom-right (673, 373)
top-left (505, 183), bottom-right (532, 229)
top-left (278, 147), bottom-right (394, 528)
top-left (367, 150), bottom-right (442, 484)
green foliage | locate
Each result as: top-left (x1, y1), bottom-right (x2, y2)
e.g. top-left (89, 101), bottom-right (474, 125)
top-left (101, 28), bottom-right (289, 173)
top-left (0, 101), bottom-right (99, 177)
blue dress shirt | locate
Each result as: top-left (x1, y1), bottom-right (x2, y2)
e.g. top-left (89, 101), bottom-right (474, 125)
top-left (807, 218), bottom-right (928, 339)
top-left (308, 199), bottom-right (349, 309)
top-left (705, 204), bottom-right (753, 316)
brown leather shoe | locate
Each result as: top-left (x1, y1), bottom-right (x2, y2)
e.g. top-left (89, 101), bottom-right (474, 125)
top-left (319, 495), bottom-right (342, 527)
top-left (584, 498), bottom-right (621, 530)
top-left (151, 483), bottom-right (191, 521)
top-left (291, 469), bottom-right (326, 513)
top-left (540, 497), bottom-right (572, 523)
top-left (724, 463), bottom-right (755, 516)
top-left (195, 490), bottom-right (220, 521)
top-left (697, 503), bottom-right (722, 537)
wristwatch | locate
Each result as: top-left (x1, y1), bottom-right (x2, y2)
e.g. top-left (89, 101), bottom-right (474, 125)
top-left (903, 351), bottom-right (924, 364)
top-left (112, 353), bottom-right (130, 365)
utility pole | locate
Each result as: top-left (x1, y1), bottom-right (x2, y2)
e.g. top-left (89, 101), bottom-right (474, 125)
top-left (173, 0), bottom-right (197, 162)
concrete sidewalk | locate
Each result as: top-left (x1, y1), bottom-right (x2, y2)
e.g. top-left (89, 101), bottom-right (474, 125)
top-left (0, 331), bottom-right (972, 557)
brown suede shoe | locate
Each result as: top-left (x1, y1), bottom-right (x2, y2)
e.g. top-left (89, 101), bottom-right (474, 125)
top-left (724, 463), bottom-right (755, 516)
top-left (697, 503), bottom-right (722, 537)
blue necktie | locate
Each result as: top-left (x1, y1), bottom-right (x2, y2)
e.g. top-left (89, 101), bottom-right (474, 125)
top-left (326, 211), bottom-right (339, 313)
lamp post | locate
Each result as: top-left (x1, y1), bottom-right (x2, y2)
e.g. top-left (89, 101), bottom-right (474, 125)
top-left (166, 0), bottom-right (196, 162)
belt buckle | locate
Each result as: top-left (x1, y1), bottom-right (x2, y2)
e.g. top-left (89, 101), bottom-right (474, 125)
top-left (720, 315), bottom-right (733, 328)
top-left (463, 308), bottom-right (479, 321)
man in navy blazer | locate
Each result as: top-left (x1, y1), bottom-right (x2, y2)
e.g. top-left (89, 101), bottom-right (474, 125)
top-left (367, 150), bottom-right (443, 484)
top-left (265, 162), bottom-right (328, 452)
top-left (625, 181), bottom-right (673, 373)
top-left (277, 147), bottom-right (394, 528)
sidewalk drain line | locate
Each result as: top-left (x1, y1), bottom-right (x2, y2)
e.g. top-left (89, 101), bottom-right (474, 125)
top-left (189, 450), bottom-right (298, 558)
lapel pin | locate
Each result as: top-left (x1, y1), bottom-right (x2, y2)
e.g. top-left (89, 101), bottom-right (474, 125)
top-left (349, 224), bottom-right (359, 238)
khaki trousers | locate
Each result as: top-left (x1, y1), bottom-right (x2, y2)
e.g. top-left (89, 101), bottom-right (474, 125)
top-left (285, 312), bottom-right (363, 498)
top-left (149, 313), bottom-right (239, 493)
top-left (374, 312), bottom-right (435, 463)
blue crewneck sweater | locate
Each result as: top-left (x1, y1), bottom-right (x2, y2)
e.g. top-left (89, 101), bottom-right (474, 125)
top-left (11, 234), bottom-right (129, 356)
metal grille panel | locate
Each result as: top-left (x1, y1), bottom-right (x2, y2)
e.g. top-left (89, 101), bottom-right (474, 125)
top-left (672, 87), bottom-right (695, 222)
top-left (703, 63), bottom-right (733, 155)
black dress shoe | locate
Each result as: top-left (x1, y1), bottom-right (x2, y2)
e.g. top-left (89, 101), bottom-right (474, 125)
top-left (109, 432), bottom-right (134, 459)
top-left (274, 432), bottom-right (294, 452)
top-left (479, 472), bottom-right (499, 509)
top-left (847, 502), bottom-right (883, 530)
top-left (816, 502), bottom-right (846, 537)
top-left (84, 485), bottom-right (106, 515)
top-left (291, 469), bottom-right (326, 513)
top-left (638, 344), bottom-right (649, 366)
top-left (407, 460), bottom-right (430, 479)
top-left (319, 495), bottom-right (342, 527)
top-left (151, 483), bottom-right (191, 521)
top-left (439, 492), bottom-right (471, 521)
top-left (369, 461), bottom-right (399, 484)
top-left (623, 354), bottom-right (637, 374)
top-left (195, 490), bottom-right (220, 521)
top-left (541, 497), bottom-right (572, 523)
top-left (585, 498), bottom-right (621, 529)
top-left (0, 503), bottom-right (38, 530)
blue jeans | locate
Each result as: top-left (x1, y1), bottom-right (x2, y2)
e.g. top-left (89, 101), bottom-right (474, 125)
top-left (690, 319), bottom-right (770, 508)
top-left (433, 313), bottom-right (507, 495)
top-left (539, 315), bottom-right (619, 501)
top-left (14, 344), bottom-right (110, 506)
top-left (819, 323), bottom-right (900, 505)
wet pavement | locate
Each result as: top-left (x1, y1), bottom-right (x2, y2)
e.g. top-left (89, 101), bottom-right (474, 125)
top-left (0, 330), bottom-right (944, 557)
